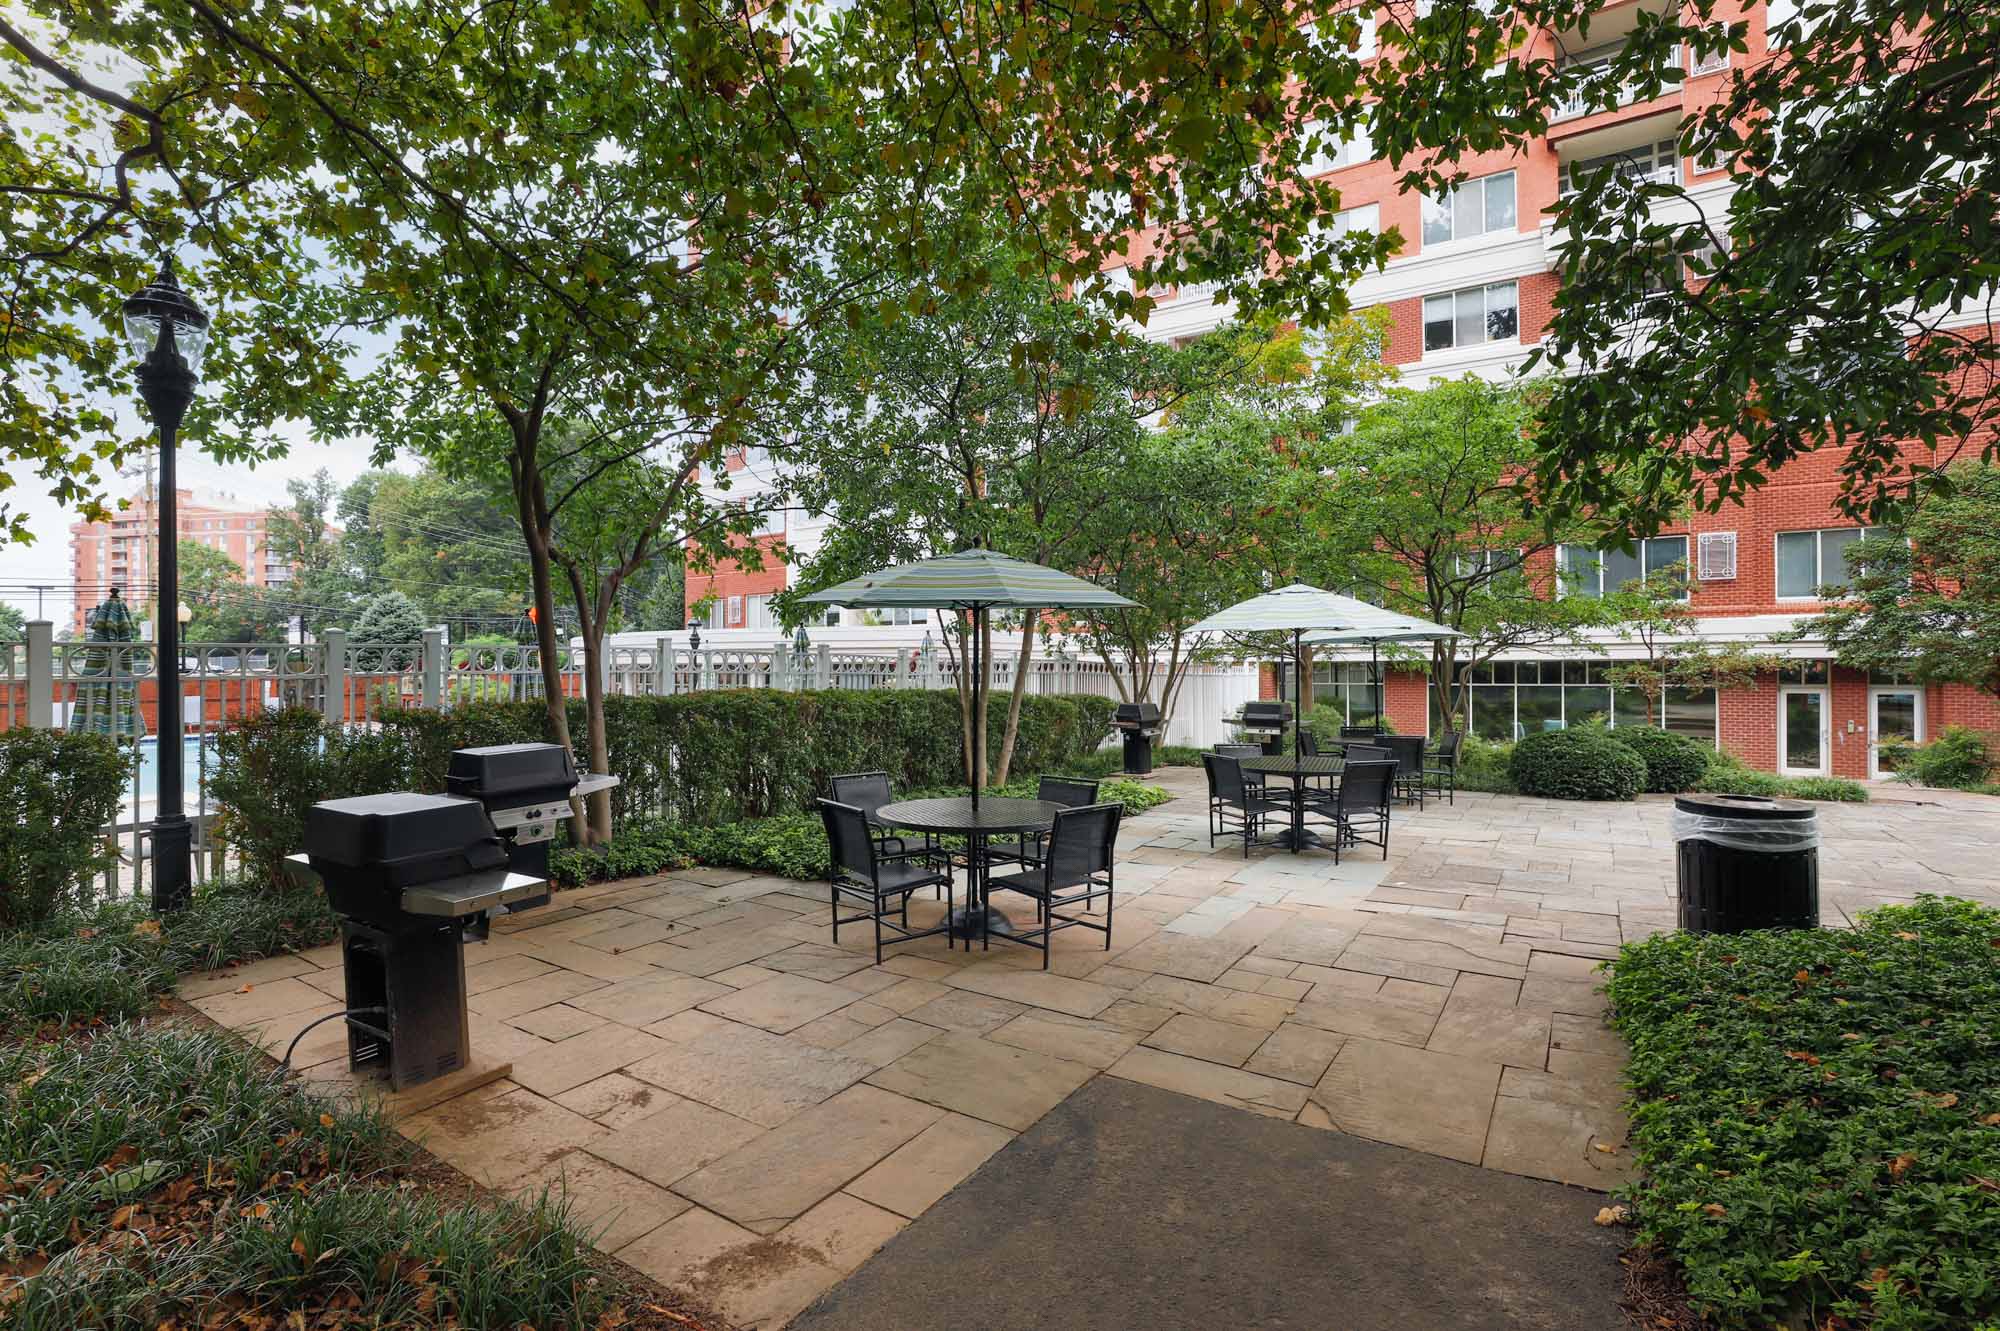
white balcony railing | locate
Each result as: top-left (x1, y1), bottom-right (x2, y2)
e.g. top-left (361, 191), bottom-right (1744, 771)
top-left (1551, 51), bottom-right (1683, 123)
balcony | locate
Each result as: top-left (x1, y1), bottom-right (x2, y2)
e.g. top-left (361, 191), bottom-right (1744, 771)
top-left (1550, 48), bottom-right (1682, 125)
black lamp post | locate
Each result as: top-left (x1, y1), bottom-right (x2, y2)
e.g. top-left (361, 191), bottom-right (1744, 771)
top-left (123, 259), bottom-right (210, 914)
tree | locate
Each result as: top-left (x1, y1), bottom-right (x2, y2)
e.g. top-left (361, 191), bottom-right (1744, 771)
top-left (1800, 463), bottom-right (2000, 695)
top-left (364, 468), bottom-right (529, 638)
top-left (263, 471), bottom-right (354, 638)
top-left (1604, 576), bottom-right (1783, 723)
top-left (1286, 379), bottom-right (1635, 735)
top-left (350, 591), bottom-right (427, 670)
top-left (1496, 0), bottom-right (2000, 529)
top-left (782, 253), bottom-right (1216, 785)
top-left (176, 538), bottom-right (282, 642)
top-left (1068, 316), bottom-right (1393, 729)
top-left (0, 603), bottom-right (24, 642)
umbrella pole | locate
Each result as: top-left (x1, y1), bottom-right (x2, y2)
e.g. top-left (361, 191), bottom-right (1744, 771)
top-left (971, 605), bottom-right (982, 812)
top-left (1294, 628), bottom-right (1304, 763)
top-left (1373, 641), bottom-right (1382, 734)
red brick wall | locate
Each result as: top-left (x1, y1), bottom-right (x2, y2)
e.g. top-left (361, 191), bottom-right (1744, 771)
top-left (1384, 669), bottom-right (1428, 734)
top-left (685, 534), bottom-right (788, 623)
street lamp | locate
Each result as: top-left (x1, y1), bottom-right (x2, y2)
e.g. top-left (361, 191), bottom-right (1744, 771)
top-left (123, 258), bottom-right (209, 914)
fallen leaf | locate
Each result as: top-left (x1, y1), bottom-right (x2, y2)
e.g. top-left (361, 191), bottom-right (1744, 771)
top-left (1841, 1033), bottom-right (1862, 1041)
top-left (94, 1160), bottom-right (176, 1199)
top-left (1702, 1203), bottom-right (1727, 1217)
top-left (1794, 969), bottom-right (1811, 984)
top-left (1593, 1205), bottom-right (1626, 1225)
top-left (1982, 1113), bottom-right (2000, 1126)
top-left (1592, 1142), bottom-right (1617, 1154)
top-left (319, 1114), bottom-right (336, 1128)
top-left (108, 1204), bottom-right (138, 1230)
top-left (1786, 1051), bottom-right (1821, 1066)
top-left (1971, 1176), bottom-right (2000, 1193)
top-left (1894, 931), bottom-right (1919, 941)
top-left (291, 1236), bottom-right (308, 1259)
top-left (1889, 1153), bottom-right (1917, 1179)
top-left (235, 984), bottom-right (254, 994)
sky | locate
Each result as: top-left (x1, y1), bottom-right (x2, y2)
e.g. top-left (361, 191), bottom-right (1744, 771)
top-left (0, 424), bottom-right (395, 622)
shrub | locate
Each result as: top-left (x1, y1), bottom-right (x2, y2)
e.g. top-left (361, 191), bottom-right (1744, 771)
top-left (211, 690), bottom-right (1118, 881)
top-left (1508, 727), bottom-right (1646, 801)
top-left (1884, 725), bottom-right (1994, 789)
top-left (1783, 775), bottom-right (1870, 803)
top-left (1453, 734), bottom-right (1517, 793)
top-left (1606, 725), bottom-right (1713, 793)
top-left (1608, 896), bottom-right (2000, 1331)
top-left (1694, 749), bottom-right (1870, 803)
top-left (0, 728), bottom-right (129, 929)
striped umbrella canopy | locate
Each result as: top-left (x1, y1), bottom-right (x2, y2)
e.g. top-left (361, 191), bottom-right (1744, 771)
top-left (799, 550), bottom-right (1139, 832)
top-left (797, 548), bottom-right (1139, 611)
top-left (1305, 616), bottom-right (1463, 732)
top-left (1185, 584), bottom-right (1384, 635)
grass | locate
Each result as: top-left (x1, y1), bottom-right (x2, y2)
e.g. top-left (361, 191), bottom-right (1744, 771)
top-left (0, 880), bottom-right (337, 1037)
top-left (1607, 897), bottom-right (2000, 1331)
top-left (0, 1025), bottom-right (633, 1329)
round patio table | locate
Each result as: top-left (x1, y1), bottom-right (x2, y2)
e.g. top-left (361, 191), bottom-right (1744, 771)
top-left (876, 796), bottom-right (1061, 943)
top-left (1239, 755), bottom-right (1344, 853)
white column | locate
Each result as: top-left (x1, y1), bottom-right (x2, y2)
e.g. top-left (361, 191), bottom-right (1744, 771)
top-left (321, 628), bottom-right (347, 723)
top-left (421, 627), bottom-right (444, 710)
top-left (26, 620), bottom-right (53, 729)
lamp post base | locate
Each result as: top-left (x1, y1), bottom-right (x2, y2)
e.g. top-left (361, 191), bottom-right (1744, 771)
top-left (152, 814), bottom-right (194, 913)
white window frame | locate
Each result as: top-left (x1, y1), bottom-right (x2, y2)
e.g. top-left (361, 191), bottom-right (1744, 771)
top-left (725, 594), bottom-right (744, 626)
top-left (1560, 139), bottom-right (1679, 197)
top-left (1420, 170), bottom-right (1517, 247)
top-left (1421, 280), bottom-right (1520, 353)
top-left (1298, 117), bottom-right (1372, 177)
top-left (1556, 535), bottom-right (1691, 601)
top-left (1774, 527), bottom-right (1884, 601)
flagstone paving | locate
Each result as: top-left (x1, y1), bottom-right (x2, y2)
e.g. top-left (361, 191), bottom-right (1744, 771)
top-left (201, 770), bottom-right (2000, 1328)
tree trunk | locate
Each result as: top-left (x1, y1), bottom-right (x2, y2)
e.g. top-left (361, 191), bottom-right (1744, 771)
top-left (992, 612), bottom-right (1039, 785)
top-left (578, 617), bottom-right (613, 843)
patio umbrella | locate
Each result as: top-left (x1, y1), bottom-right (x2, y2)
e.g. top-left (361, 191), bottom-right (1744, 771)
top-left (1186, 584), bottom-right (1385, 762)
top-left (798, 549), bottom-right (1139, 809)
top-left (1304, 611), bottom-right (1463, 732)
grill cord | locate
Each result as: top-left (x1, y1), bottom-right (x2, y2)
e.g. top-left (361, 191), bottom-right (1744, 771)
top-left (278, 1006), bottom-right (386, 1076)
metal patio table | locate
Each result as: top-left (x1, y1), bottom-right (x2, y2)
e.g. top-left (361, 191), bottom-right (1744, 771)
top-left (876, 796), bottom-right (1062, 944)
top-left (1238, 755), bottom-right (1344, 854)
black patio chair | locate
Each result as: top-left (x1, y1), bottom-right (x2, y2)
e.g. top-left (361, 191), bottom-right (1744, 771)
top-left (987, 775), bottom-right (1103, 870)
top-left (829, 770), bottom-right (943, 896)
top-left (1202, 752), bottom-right (1289, 859)
top-left (986, 802), bottom-right (1123, 969)
top-left (1424, 731), bottom-right (1465, 804)
top-left (1330, 759), bottom-right (1396, 864)
top-left (1343, 744), bottom-right (1391, 763)
top-left (817, 799), bottom-right (956, 963)
top-left (1213, 742), bottom-right (1269, 796)
top-left (1382, 734), bottom-right (1427, 809)
top-left (1341, 725), bottom-right (1383, 741)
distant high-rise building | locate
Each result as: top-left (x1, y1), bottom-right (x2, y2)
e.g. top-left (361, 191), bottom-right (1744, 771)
top-left (67, 488), bottom-right (294, 634)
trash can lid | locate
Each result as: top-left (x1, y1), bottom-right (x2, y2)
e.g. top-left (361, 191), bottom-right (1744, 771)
top-left (1672, 793), bottom-right (1816, 820)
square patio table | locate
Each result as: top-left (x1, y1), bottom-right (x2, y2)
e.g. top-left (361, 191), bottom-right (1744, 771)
top-left (1237, 755), bottom-right (1344, 854)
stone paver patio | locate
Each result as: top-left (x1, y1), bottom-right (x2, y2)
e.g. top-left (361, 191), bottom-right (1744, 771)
top-left (191, 770), bottom-right (2000, 1328)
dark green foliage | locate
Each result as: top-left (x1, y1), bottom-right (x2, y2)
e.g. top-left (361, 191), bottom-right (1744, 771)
top-left (210, 692), bottom-right (1116, 879)
top-left (1605, 725), bottom-right (1713, 794)
top-left (1783, 776), bottom-right (1871, 804)
top-left (1696, 749), bottom-right (1870, 803)
top-left (0, 880), bottom-right (336, 1033)
top-left (0, 729), bottom-right (128, 929)
top-left (550, 776), bottom-right (1172, 888)
top-left (1454, 735), bottom-right (1518, 794)
top-left (0, 1026), bottom-right (623, 1330)
top-left (1883, 726), bottom-right (1995, 791)
top-left (1508, 727), bottom-right (1646, 801)
top-left (1608, 897), bottom-right (2000, 1331)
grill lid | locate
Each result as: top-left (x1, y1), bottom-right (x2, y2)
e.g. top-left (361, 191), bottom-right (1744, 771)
top-left (305, 792), bottom-right (507, 888)
top-left (446, 743), bottom-right (579, 803)
top-left (1239, 701), bottom-right (1293, 722)
top-left (1113, 702), bottom-right (1162, 724)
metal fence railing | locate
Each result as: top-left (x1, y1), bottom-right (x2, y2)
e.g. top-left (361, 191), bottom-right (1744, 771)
top-left (4, 620), bottom-right (1240, 905)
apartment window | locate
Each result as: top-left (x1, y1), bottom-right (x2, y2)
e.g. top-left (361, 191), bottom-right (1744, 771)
top-left (738, 446), bottom-right (772, 471)
top-left (1298, 118), bottom-right (1372, 176)
top-left (725, 595), bottom-right (744, 626)
top-left (1420, 171), bottom-right (1516, 245)
top-left (1319, 203), bottom-right (1379, 239)
top-left (1310, 661), bottom-right (1382, 727)
top-left (1421, 281), bottom-right (1518, 352)
top-left (1561, 140), bottom-right (1678, 196)
top-left (822, 607), bottom-right (844, 627)
top-left (1102, 264), bottom-right (1134, 298)
top-left (1456, 548), bottom-right (1524, 578)
top-left (1776, 527), bottom-right (1886, 598)
top-left (1557, 536), bottom-right (1689, 598)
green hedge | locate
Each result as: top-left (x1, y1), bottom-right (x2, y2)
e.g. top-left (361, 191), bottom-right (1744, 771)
top-left (209, 690), bottom-right (1117, 878)
top-left (1606, 725), bottom-right (1714, 793)
top-left (1883, 726), bottom-right (1995, 790)
top-left (0, 729), bottom-right (130, 930)
top-left (1609, 896), bottom-right (2000, 1331)
top-left (1509, 727), bottom-right (1647, 800)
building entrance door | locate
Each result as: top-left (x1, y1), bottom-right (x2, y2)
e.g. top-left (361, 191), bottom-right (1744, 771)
top-left (1779, 687), bottom-right (1830, 777)
top-left (1868, 688), bottom-right (1923, 780)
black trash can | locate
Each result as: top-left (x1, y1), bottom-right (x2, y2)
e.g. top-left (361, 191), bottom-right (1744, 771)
top-left (1672, 793), bottom-right (1820, 934)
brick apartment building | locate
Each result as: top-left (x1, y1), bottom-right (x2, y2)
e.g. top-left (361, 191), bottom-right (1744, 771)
top-left (68, 488), bottom-right (294, 635)
top-left (689, 0), bottom-right (1999, 778)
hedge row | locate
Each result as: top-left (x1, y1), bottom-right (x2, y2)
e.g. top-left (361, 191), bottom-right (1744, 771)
top-left (0, 729), bottom-right (129, 930)
top-left (209, 690), bottom-right (1117, 883)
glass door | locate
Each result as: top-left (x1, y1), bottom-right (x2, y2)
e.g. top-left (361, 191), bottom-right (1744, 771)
top-left (1868, 688), bottom-right (1923, 779)
top-left (1779, 687), bottom-right (1829, 776)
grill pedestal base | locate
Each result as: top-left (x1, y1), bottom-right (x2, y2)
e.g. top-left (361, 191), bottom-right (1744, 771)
top-left (341, 920), bottom-right (470, 1091)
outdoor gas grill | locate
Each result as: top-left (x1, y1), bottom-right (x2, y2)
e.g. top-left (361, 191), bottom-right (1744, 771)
top-left (290, 792), bottom-right (548, 1090)
top-left (445, 742), bottom-right (619, 914)
top-left (1228, 699), bottom-right (1294, 755)
top-left (1111, 701), bottom-right (1163, 774)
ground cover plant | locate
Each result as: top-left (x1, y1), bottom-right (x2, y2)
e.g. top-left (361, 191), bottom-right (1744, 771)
top-left (1607, 897), bottom-right (2000, 1331)
top-left (550, 774), bottom-right (1173, 889)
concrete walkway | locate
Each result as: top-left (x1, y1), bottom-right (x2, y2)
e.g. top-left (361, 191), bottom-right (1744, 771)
top-left (792, 1075), bottom-right (1627, 1331)
top-left (186, 769), bottom-right (1998, 1327)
